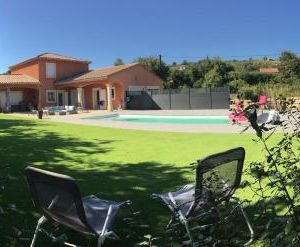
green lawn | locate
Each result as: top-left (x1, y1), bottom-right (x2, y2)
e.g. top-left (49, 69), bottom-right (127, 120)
top-left (0, 114), bottom-right (280, 246)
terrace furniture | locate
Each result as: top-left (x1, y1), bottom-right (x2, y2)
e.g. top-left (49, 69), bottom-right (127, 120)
top-left (65, 105), bottom-right (78, 114)
top-left (258, 95), bottom-right (268, 111)
top-left (48, 106), bottom-right (59, 115)
top-left (25, 166), bottom-right (133, 247)
top-left (152, 147), bottom-right (254, 246)
top-left (47, 106), bottom-right (67, 115)
top-left (228, 100), bottom-right (247, 123)
top-left (28, 105), bottom-right (38, 116)
top-left (29, 109), bottom-right (38, 116)
top-left (256, 110), bottom-right (281, 125)
top-left (77, 102), bottom-right (89, 113)
top-left (11, 104), bottom-right (21, 112)
top-left (58, 109), bottom-right (67, 115)
top-left (43, 108), bottom-right (49, 116)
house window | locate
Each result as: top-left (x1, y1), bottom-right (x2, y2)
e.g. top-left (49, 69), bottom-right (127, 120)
top-left (46, 90), bottom-right (56, 103)
top-left (146, 86), bottom-right (160, 95)
top-left (111, 87), bottom-right (115, 100)
top-left (148, 89), bottom-right (160, 95)
top-left (46, 62), bottom-right (56, 79)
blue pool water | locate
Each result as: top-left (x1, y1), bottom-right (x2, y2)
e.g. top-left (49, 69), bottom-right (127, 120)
top-left (86, 114), bottom-right (229, 124)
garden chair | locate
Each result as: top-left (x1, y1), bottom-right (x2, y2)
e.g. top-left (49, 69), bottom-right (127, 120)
top-left (241, 104), bottom-right (282, 137)
top-left (228, 100), bottom-right (248, 123)
top-left (28, 105), bottom-right (37, 116)
top-left (25, 166), bottom-right (133, 247)
top-left (65, 105), bottom-right (78, 114)
top-left (152, 147), bottom-right (254, 246)
top-left (258, 95), bottom-right (268, 110)
top-left (76, 102), bottom-right (89, 113)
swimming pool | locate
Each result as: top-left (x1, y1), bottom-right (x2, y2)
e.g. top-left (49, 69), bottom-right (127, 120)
top-left (87, 114), bottom-right (229, 124)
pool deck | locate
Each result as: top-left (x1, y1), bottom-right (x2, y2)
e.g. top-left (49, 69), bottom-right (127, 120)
top-left (13, 109), bottom-right (255, 133)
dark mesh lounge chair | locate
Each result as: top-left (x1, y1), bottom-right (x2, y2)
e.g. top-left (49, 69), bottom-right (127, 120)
top-left (25, 166), bottom-right (133, 247)
top-left (152, 147), bottom-right (254, 246)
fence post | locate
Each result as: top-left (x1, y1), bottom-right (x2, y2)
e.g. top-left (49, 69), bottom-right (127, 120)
top-left (150, 90), bottom-right (153, 109)
top-left (169, 88), bottom-right (172, 110)
top-left (209, 86), bottom-right (212, 109)
top-left (189, 87), bottom-right (191, 109)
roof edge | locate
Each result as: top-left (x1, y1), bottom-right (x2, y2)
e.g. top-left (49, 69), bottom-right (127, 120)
top-left (57, 63), bottom-right (140, 84)
top-left (55, 76), bottom-right (108, 86)
top-left (108, 62), bottom-right (164, 83)
top-left (0, 74), bottom-right (40, 85)
top-left (55, 62), bottom-right (164, 86)
top-left (9, 53), bottom-right (91, 70)
top-left (106, 63), bottom-right (141, 77)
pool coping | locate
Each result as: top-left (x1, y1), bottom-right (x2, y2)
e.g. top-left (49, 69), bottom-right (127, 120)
top-left (9, 110), bottom-right (258, 133)
top-left (49, 110), bottom-right (253, 133)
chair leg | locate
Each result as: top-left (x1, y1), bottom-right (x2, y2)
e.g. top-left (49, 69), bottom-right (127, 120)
top-left (166, 216), bottom-right (174, 229)
top-left (167, 192), bottom-right (193, 245)
top-left (30, 216), bottom-right (47, 247)
top-left (182, 218), bottom-right (193, 245)
top-left (97, 205), bottom-right (113, 247)
top-left (97, 235), bottom-right (105, 247)
top-left (176, 210), bottom-right (193, 245)
top-left (237, 201), bottom-right (254, 246)
top-left (125, 200), bottom-right (137, 216)
top-left (97, 231), bottom-right (120, 247)
top-left (109, 231), bottom-right (120, 240)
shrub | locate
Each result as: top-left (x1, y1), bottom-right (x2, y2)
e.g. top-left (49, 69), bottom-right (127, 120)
top-left (238, 86), bottom-right (259, 101)
top-left (244, 100), bottom-right (300, 246)
top-left (228, 79), bottom-right (248, 93)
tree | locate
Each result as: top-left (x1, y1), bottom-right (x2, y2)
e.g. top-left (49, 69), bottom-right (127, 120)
top-left (2, 70), bottom-right (11, 75)
top-left (134, 56), bottom-right (170, 81)
top-left (278, 51), bottom-right (300, 79)
top-left (228, 79), bottom-right (248, 93)
top-left (169, 69), bottom-right (193, 88)
top-left (203, 68), bottom-right (223, 87)
top-left (200, 60), bottom-right (233, 87)
top-left (114, 58), bottom-right (124, 66)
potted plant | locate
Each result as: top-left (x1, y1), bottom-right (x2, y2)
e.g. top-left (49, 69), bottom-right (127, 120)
top-left (37, 108), bottom-right (43, 119)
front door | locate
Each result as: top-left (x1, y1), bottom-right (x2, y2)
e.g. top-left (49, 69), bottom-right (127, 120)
top-left (96, 90), bottom-right (100, 109)
top-left (57, 92), bottom-right (64, 106)
top-left (93, 88), bottom-right (105, 109)
top-left (100, 89), bottom-right (107, 109)
top-left (67, 91), bottom-right (72, 105)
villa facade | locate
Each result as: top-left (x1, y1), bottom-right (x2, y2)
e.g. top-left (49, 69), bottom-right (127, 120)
top-left (0, 53), bottom-right (164, 111)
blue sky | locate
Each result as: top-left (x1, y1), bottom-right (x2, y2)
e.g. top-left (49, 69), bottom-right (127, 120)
top-left (0, 0), bottom-right (300, 72)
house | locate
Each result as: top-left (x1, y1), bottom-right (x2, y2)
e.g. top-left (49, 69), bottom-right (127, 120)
top-left (259, 67), bottom-right (279, 73)
top-left (0, 53), bottom-right (164, 112)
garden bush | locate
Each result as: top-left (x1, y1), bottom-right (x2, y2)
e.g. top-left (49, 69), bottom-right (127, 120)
top-left (243, 100), bottom-right (300, 246)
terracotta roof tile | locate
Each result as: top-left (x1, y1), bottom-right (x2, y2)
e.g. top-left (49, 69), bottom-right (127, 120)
top-left (0, 74), bottom-right (40, 85)
top-left (10, 52), bottom-right (90, 69)
top-left (259, 67), bottom-right (279, 73)
top-left (56, 63), bottom-right (140, 85)
top-left (38, 52), bottom-right (90, 63)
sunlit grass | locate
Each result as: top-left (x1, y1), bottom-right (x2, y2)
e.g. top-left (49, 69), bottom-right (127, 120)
top-left (0, 114), bottom-right (282, 246)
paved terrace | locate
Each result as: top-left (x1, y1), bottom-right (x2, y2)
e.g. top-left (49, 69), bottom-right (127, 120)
top-left (12, 109), bottom-right (256, 133)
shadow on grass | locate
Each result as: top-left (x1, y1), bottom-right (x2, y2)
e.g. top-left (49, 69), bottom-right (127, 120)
top-left (44, 161), bottom-right (192, 246)
top-left (236, 195), bottom-right (296, 247)
top-left (0, 118), bottom-right (191, 246)
top-left (0, 118), bottom-right (286, 246)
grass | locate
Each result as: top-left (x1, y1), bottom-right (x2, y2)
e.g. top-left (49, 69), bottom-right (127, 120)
top-left (0, 114), bottom-right (282, 246)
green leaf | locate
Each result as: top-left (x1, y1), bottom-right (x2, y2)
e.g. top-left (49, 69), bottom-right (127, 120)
top-left (284, 219), bottom-right (293, 235)
top-left (143, 234), bottom-right (152, 239)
